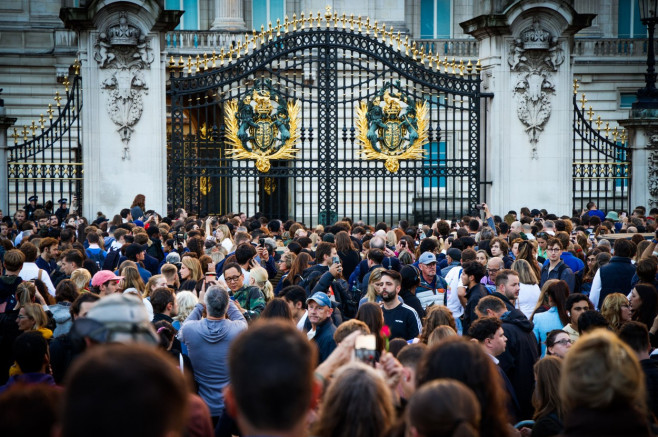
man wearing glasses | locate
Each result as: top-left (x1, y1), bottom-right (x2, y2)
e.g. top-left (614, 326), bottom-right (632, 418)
top-left (539, 238), bottom-right (575, 292)
top-left (222, 262), bottom-right (265, 321)
top-left (481, 257), bottom-right (504, 294)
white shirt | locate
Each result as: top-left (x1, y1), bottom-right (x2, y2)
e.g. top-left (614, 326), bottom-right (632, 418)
top-left (444, 266), bottom-right (464, 319)
top-left (516, 282), bottom-right (541, 319)
top-left (19, 262), bottom-right (56, 296)
top-left (296, 310), bottom-right (308, 331)
top-left (590, 270), bottom-right (602, 310)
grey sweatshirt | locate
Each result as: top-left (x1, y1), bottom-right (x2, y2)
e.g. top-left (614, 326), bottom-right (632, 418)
top-left (178, 301), bottom-right (247, 416)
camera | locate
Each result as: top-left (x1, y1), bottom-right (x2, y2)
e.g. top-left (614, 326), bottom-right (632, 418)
top-left (475, 204), bottom-right (485, 210)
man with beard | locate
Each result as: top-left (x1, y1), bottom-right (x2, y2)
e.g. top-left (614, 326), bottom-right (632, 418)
top-left (380, 269), bottom-right (421, 341)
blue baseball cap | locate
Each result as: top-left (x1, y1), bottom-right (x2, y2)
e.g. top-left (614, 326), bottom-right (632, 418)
top-left (418, 252), bottom-right (437, 265)
top-left (306, 292), bottom-right (331, 307)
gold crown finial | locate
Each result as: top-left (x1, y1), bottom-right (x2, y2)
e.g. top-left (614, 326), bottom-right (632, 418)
top-left (580, 93), bottom-right (587, 109)
top-left (39, 114), bottom-right (45, 129)
top-left (325, 5), bottom-right (332, 19)
top-left (587, 106), bottom-right (594, 121)
top-left (47, 104), bottom-right (54, 120)
top-left (573, 78), bottom-right (579, 95)
top-left (54, 91), bottom-right (62, 107)
top-left (12, 128), bottom-right (19, 145)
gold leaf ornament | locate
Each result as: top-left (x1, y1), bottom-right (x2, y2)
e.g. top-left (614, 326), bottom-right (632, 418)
top-left (356, 99), bottom-right (429, 173)
top-left (225, 98), bottom-right (301, 173)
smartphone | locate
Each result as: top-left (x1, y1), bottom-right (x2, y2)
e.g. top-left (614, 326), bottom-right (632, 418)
top-left (354, 334), bottom-right (377, 366)
top-left (332, 255), bottom-right (341, 265)
top-left (418, 223), bottom-right (423, 230)
top-left (400, 240), bottom-right (406, 247)
top-left (259, 238), bottom-right (265, 247)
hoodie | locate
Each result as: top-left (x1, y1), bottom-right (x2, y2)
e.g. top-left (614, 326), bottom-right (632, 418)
top-left (498, 309), bottom-right (539, 421)
top-left (49, 302), bottom-right (73, 337)
top-left (178, 301), bottom-right (247, 417)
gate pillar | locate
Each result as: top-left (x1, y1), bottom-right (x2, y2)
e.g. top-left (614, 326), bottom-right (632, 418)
top-left (462, 2), bottom-right (593, 216)
top-left (61, 2), bottom-right (181, 218)
top-left (0, 96), bottom-right (17, 215)
top-left (619, 118), bottom-right (658, 209)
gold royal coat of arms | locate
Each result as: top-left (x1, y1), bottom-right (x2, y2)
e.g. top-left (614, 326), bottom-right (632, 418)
top-left (225, 79), bottom-right (300, 172)
top-left (356, 82), bottom-right (429, 173)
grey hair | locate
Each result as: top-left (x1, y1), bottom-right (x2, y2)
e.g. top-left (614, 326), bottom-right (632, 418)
top-left (205, 285), bottom-right (230, 318)
top-left (369, 236), bottom-right (386, 249)
top-left (479, 227), bottom-right (494, 241)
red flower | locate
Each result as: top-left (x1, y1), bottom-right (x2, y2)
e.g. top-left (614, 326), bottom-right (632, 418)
top-left (380, 325), bottom-right (391, 338)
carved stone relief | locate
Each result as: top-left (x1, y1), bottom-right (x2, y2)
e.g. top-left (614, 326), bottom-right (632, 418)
top-left (648, 131), bottom-right (658, 207)
top-left (93, 12), bottom-right (154, 160)
top-left (508, 18), bottom-right (564, 158)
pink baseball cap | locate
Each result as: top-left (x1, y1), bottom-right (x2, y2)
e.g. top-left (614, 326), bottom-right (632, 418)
top-left (91, 270), bottom-right (124, 287)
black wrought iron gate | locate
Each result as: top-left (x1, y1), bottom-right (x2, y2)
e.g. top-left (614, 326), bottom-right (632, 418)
top-left (168, 14), bottom-right (483, 225)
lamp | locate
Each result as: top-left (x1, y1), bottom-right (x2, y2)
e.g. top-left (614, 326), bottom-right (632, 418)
top-left (634, 0), bottom-right (658, 109)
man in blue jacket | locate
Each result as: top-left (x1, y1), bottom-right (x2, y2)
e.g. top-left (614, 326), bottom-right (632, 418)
top-left (306, 292), bottom-right (336, 363)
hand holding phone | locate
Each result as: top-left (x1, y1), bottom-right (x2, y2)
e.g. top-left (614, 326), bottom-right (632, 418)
top-left (354, 334), bottom-right (377, 367)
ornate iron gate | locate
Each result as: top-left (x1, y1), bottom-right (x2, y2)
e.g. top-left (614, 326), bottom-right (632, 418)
top-left (168, 13), bottom-right (483, 225)
top-left (572, 82), bottom-right (630, 213)
top-left (7, 62), bottom-right (83, 215)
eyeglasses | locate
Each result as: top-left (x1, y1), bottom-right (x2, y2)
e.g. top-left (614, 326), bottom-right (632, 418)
top-left (225, 275), bottom-right (242, 283)
top-left (16, 315), bottom-right (29, 320)
top-left (554, 339), bottom-right (572, 346)
top-left (547, 248), bottom-right (561, 252)
top-left (487, 268), bottom-right (500, 274)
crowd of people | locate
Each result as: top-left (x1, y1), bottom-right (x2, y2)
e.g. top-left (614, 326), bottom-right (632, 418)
top-left (1, 195), bottom-right (658, 437)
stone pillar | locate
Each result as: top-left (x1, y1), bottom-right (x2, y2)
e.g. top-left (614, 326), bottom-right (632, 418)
top-left (618, 118), bottom-right (658, 208)
top-left (61, 2), bottom-right (181, 219)
top-left (211, 0), bottom-right (246, 31)
top-left (0, 98), bottom-right (17, 215)
top-left (461, 2), bottom-right (594, 216)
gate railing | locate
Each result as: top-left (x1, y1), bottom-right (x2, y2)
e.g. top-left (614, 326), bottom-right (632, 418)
top-left (572, 80), bottom-right (630, 214)
top-left (7, 61), bottom-right (83, 215)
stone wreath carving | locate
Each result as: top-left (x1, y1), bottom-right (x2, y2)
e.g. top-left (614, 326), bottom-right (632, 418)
top-left (508, 18), bottom-right (564, 158)
top-left (93, 12), bottom-right (154, 160)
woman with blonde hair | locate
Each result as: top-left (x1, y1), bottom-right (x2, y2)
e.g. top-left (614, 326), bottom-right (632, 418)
top-left (386, 230), bottom-right (397, 249)
top-left (16, 303), bottom-right (51, 339)
top-left (427, 325), bottom-right (457, 346)
top-left (560, 329), bottom-right (652, 436)
top-left (419, 305), bottom-right (457, 344)
top-left (532, 356), bottom-right (565, 436)
top-left (70, 268), bottom-right (91, 294)
top-left (476, 249), bottom-right (489, 266)
top-left (179, 256), bottom-right (203, 291)
top-left (172, 290), bottom-right (198, 355)
top-left (358, 267), bottom-right (385, 307)
top-left (600, 293), bottom-right (632, 332)
top-left (313, 362), bottom-right (395, 437)
top-left (143, 274), bottom-right (168, 299)
top-left (512, 258), bottom-right (541, 319)
top-left (249, 266), bottom-right (274, 302)
top-left (216, 223), bottom-right (234, 253)
top-left (119, 265), bottom-right (146, 294)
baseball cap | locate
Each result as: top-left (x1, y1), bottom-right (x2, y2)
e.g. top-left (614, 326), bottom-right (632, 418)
top-left (418, 252), bottom-right (437, 265)
top-left (306, 292), bottom-right (331, 307)
top-left (91, 270), bottom-right (124, 287)
top-left (125, 243), bottom-right (147, 259)
top-left (80, 294), bottom-right (158, 345)
top-left (446, 248), bottom-right (462, 262)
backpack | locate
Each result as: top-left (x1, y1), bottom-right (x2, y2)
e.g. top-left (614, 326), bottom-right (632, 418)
top-left (554, 262), bottom-right (581, 294)
top-left (102, 247), bottom-right (121, 271)
top-left (86, 249), bottom-right (106, 269)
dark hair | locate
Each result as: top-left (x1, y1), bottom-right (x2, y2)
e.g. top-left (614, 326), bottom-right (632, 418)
top-left (407, 379), bottom-right (481, 437)
top-left (61, 344), bottom-right (188, 437)
top-left (335, 231), bottom-right (355, 252)
top-left (546, 237), bottom-right (563, 250)
top-left (381, 269), bottom-right (401, 285)
top-left (632, 284), bottom-right (658, 329)
top-left (229, 320), bottom-right (316, 431)
top-left (315, 242), bottom-right (335, 264)
top-left (222, 262), bottom-right (242, 277)
top-left (619, 321), bottom-right (651, 354)
top-left (541, 280), bottom-right (570, 326)
top-left (613, 238), bottom-right (635, 258)
top-left (286, 241), bottom-right (302, 255)
top-left (577, 311), bottom-right (610, 334)
top-left (367, 248), bottom-right (385, 265)
top-left (637, 258), bottom-right (658, 284)
top-left (150, 288), bottom-right (175, 314)
top-left (87, 232), bottom-right (100, 244)
top-left (468, 316), bottom-right (502, 342)
top-left (278, 285), bottom-right (307, 310)
top-left (416, 338), bottom-right (510, 437)
top-left (261, 298), bottom-right (293, 320)
top-left (356, 302), bottom-right (385, 352)
top-left (396, 343), bottom-right (428, 369)
top-left (70, 292), bottom-right (101, 318)
top-left (286, 253), bottom-right (311, 285)
top-left (566, 293), bottom-right (592, 312)
top-left (234, 243), bottom-right (256, 265)
top-left (462, 261), bottom-right (486, 283)
top-left (153, 320), bottom-right (176, 349)
top-left (545, 329), bottom-right (568, 353)
top-left (56, 279), bottom-right (80, 303)
top-left (13, 331), bottom-right (48, 373)
top-left (494, 269), bottom-right (518, 288)
top-left (63, 249), bottom-right (83, 267)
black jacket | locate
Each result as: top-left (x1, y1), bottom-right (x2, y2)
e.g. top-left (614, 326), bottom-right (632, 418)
top-left (147, 237), bottom-right (165, 263)
top-left (497, 309), bottom-right (539, 421)
top-left (642, 358), bottom-right (658, 420)
top-left (463, 283), bottom-right (488, 334)
top-left (598, 256), bottom-right (636, 308)
top-left (398, 288), bottom-right (425, 319)
top-left (310, 317), bottom-right (336, 364)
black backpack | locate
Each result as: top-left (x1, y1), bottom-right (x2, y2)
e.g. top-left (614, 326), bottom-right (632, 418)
top-left (102, 248), bottom-right (121, 271)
